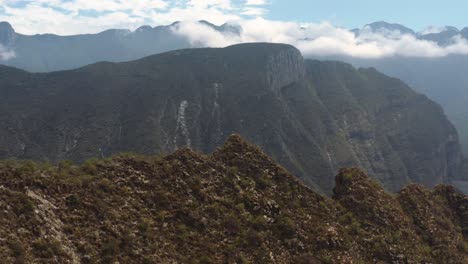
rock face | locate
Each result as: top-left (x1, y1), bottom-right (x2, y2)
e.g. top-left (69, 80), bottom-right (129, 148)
top-left (0, 22), bottom-right (15, 47)
top-left (0, 43), bottom-right (463, 193)
top-left (330, 22), bottom-right (468, 160)
top-left (0, 135), bottom-right (466, 263)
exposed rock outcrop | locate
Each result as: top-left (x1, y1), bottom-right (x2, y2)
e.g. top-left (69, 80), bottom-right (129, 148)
top-left (0, 22), bottom-right (15, 47)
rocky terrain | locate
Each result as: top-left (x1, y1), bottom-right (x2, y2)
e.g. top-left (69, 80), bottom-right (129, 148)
top-left (0, 135), bottom-right (466, 263)
top-left (324, 21), bottom-right (468, 156)
top-left (0, 43), bottom-right (463, 193)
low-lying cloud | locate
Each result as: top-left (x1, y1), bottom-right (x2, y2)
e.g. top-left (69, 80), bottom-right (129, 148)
top-left (0, 44), bottom-right (15, 61)
top-left (2, 1), bottom-right (468, 59)
top-left (172, 19), bottom-right (468, 59)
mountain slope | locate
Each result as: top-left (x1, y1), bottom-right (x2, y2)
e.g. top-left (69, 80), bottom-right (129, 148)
top-left (320, 21), bottom-right (468, 159)
top-left (4, 19), bottom-right (468, 162)
top-left (0, 135), bottom-right (466, 263)
top-left (0, 43), bottom-right (462, 193)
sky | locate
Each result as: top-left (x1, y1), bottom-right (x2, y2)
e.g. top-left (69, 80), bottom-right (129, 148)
top-left (1, 0), bottom-right (468, 60)
top-left (266, 0), bottom-right (468, 31)
top-left (1, 0), bottom-right (467, 35)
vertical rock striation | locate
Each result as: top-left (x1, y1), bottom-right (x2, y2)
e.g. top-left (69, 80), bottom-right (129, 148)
top-left (0, 43), bottom-right (463, 193)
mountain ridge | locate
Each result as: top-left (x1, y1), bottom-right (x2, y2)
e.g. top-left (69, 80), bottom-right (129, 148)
top-left (0, 43), bottom-right (462, 193)
top-left (0, 134), bottom-right (466, 263)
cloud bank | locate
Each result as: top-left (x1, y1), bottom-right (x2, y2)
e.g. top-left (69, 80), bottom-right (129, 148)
top-left (172, 19), bottom-right (468, 59)
top-left (2, 0), bottom-right (468, 59)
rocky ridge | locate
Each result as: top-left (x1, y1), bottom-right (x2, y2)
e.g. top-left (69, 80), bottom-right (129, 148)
top-left (0, 135), bottom-right (466, 263)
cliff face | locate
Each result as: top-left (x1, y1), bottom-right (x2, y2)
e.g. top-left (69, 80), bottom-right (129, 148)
top-left (305, 61), bottom-right (463, 190)
top-left (265, 45), bottom-right (305, 93)
top-left (0, 22), bottom-right (15, 47)
top-left (0, 135), bottom-right (466, 263)
top-left (0, 43), bottom-right (462, 193)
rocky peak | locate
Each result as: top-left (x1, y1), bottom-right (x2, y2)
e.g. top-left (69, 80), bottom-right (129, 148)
top-left (219, 23), bottom-right (242, 35)
top-left (264, 44), bottom-right (305, 93)
top-left (0, 21), bottom-right (15, 47)
top-left (213, 134), bottom-right (285, 176)
top-left (135, 25), bottom-right (153, 33)
top-left (220, 43), bottom-right (305, 93)
top-left (363, 21), bottom-right (415, 35)
top-left (461, 27), bottom-right (468, 38)
top-left (333, 168), bottom-right (412, 230)
top-left (333, 168), bottom-right (388, 198)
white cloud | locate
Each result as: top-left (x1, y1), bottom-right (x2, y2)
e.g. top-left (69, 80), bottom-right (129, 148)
top-left (0, 0), bottom-right (240, 35)
top-left (0, 44), bottom-right (15, 61)
top-left (171, 18), bottom-right (468, 59)
top-left (2, 0), bottom-right (468, 59)
top-left (172, 21), bottom-right (240, 47)
top-left (187, 0), bottom-right (233, 10)
top-left (419, 26), bottom-right (448, 35)
top-left (241, 7), bottom-right (267, 16)
top-left (245, 0), bottom-right (268, 5)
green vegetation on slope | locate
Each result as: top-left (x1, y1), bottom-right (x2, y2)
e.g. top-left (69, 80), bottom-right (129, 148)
top-left (0, 43), bottom-right (462, 194)
top-left (0, 135), bottom-right (466, 263)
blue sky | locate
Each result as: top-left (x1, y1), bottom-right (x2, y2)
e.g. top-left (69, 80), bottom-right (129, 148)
top-left (0, 0), bottom-right (467, 35)
top-left (265, 0), bottom-right (467, 30)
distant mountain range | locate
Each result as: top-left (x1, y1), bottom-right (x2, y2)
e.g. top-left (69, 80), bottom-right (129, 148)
top-left (0, 43), bottom-right (463, 193)
top-left (353, 21), bottom-right (468, 45)
top-left (2, 20), bottom-right (468, 73)
top-left (330, 21), bottom-right (468, 157)
top-left (0, 20), bottom-right (240, 72)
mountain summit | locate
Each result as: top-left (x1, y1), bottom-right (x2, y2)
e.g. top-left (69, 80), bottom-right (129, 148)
top-left (0, 43), bottom-right (462, 193)
top-left (0, 21), bottom-right (15, 47)
top-left (363, 21), bottom-right (416, 35)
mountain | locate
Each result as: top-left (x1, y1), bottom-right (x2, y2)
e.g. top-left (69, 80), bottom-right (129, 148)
top-left (360, 21), bottom-right (416, 36)
top-left (316, 21), bottom-right (468, 160)
top-left (0, 135), bottom-right (466, 263)
top-left (354, 21), bottom-right (463, 45)
top-left (0, 43), bottom-right (463, 193)
top-left (419, 26), bottom-right (460, 45)
top-left (0, 20), bottom-right (239, 72)
top-left (4, 19), bottom-right (468, 160)
top-left (0, 21), bottom-right (15, 47)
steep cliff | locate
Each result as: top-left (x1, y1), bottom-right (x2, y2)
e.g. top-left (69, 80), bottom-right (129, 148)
top-left (0, 22), bottom-right (15, 47)
top-left (0, 43), bottom-right (462, 193)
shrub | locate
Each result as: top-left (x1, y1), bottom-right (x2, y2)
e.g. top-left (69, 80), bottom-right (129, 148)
top-left (65, 194), bottom-right (80, 208)
top-left (32, 238), bottom-right (64, 259)
top-left (12, 194), bottom-right (34, 216)
top-left (245, 229), bottom-right (263, 247)
top-left (275, 216), bottom-right (296, 239)
top-left (100, 238), bottom-right (120, 263)
top-left (138, 217), bottom-right (153, 239)
top-left (7, 237), bottom-right (25, 260)
top-left (254, 175), bottom-right (272, 189)
top-left (190, 255), bottom-right (215, 264)
top-left (294, 253), bottom-right (321, 264)
top-left (224, 213), bottom-right (241, 234)
top-left (81, 158), bottom-right (99, 175)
